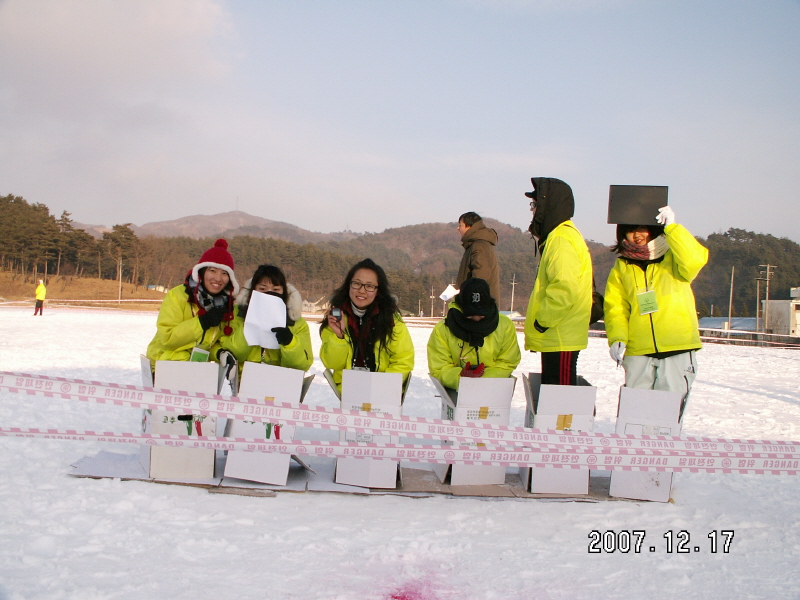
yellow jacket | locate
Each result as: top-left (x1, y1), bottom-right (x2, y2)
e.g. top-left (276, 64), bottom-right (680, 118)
top-left (35, 284), bottom-right (46, 301)
top-left (146, 284), bottom-right (234, 365)
top-left (228, 316), bottom-right (313, 372)
top-left (524, 221), bottom-right (593, 352)
top-left (320, 313), bottom-right (414, 391)
top-left (427, 312), bottom-right (521, 389)
top-left (604, 223), bottom-right (708, 355)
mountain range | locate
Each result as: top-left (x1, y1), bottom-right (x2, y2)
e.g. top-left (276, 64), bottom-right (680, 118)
top-left (71, 211), bottom-right (569, 284)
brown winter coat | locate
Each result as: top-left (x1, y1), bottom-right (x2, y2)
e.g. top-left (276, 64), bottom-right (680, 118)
top-left (456, 220), bottom-right (501, 306)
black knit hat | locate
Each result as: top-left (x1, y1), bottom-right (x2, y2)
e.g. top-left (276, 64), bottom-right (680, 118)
top-left (456, 278), bottom-right (495, 317)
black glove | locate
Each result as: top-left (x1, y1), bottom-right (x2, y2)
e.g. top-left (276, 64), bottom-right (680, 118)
top-left (271, 326), bottom-right (293, 346)
top-left (199, 307), bottom-right (225, 330)
top-left (533, 319), bottom-right (548, 333)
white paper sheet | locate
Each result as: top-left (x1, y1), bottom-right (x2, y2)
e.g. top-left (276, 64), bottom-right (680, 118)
top-left (243, 292), bottom-right (287, 349)
top-left (439, 284), bottom-right (459, 302)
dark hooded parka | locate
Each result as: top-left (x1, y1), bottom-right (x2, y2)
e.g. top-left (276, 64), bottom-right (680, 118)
top-left (524, 177), bottom-right (593, 352)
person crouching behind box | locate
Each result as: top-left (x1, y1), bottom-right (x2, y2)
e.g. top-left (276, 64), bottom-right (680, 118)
top-left (146, 238), bottom-right (239, 368)
top-left (427, 277), bottom-right (521, 390)
top-left (228, 264), bottom-right (313, 372)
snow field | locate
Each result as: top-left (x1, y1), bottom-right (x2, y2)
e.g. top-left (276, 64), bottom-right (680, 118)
top-left (1, 307), bottom-right (799, 599)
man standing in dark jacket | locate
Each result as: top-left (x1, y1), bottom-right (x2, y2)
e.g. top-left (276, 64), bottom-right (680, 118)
top-left (456, 212), bottom-right (501, 307)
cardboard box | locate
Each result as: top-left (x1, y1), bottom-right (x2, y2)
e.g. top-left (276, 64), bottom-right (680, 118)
top-left (140, 361), bottom-right (221, 480)
top-left (223, 362), bottom-right (314, 485)
top-left (609, 387), bottom-right (683, 502)
top-left (429, 376), bottom-right (516, 486)
top-left (518, 373), bottom-right (596, 495)
top-left (334, 370), bottom-right (403, 489)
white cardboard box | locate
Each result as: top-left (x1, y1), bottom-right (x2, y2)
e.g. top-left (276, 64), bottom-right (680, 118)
top-left (335, 369), bottom-right (403, 489)
top-left (609, 387), bottom-right (683, 502)
top-left (223, 362), bottom-right (314, 485)
top-left (518, 373), bottom-right (596, 495)
top-left (140, 361), bottom-right (221, 480)
top-left (429, 376), bottom-right (516, 486)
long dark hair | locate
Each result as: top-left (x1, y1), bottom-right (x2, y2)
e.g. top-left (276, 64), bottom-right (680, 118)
top-left (245, 264), bottom-right (294, 326)
top-left (323, 258), bottom-right (399, 350)
top-left (609, 224), bottom-right (665, 254)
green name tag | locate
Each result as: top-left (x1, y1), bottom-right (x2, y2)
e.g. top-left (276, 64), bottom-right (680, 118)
top-left (189, 347), bottom-right (210, 362)
top-left (637, 290), bottom-right (659, 315)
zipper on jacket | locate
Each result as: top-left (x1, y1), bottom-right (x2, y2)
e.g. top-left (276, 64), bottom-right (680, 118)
top-left (634, 265), bottom-right (659, 354)
top-left (458, 343), bottom-right (480, 367)
top-left (644, 265), bottom-right (659, 353)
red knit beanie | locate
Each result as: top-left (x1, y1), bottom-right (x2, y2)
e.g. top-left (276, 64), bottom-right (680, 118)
top-left (192, 238), bottom-right (239, 295)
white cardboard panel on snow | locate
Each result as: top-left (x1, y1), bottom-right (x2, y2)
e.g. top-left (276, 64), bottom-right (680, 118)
top-left (520, 373), bottom-right (597, 495)
top-left (335, 370), bottom-right (403, 489)
top-left (223, 362), bottom-right (308, 485)
top-left (429, 375), bottom-right (516, 486)
top-left (140, 354), bottom-right (153, 387)
top-left (141, 361), bottom-right (221, 480)
top-left (609, 387), bottom-right (683, 502)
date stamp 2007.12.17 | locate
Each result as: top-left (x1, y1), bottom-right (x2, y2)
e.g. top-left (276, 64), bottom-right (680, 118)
top-left (588, 530), bottom-right (734, 554)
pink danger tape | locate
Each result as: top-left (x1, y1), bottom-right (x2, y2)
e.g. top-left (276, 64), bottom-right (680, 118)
top-left (1, 371), bottom-right (799, 459)
top-left (2, 427), bottom-right (798, 475)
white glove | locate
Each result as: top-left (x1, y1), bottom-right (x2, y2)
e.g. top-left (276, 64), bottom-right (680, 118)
top-left (656, 206), bottom-right (675, 226)
top-left (609, 341), bottom-right (626, 365)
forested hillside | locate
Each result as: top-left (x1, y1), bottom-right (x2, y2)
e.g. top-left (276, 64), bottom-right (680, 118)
top-left (2, 193), bottom-right (798, 317)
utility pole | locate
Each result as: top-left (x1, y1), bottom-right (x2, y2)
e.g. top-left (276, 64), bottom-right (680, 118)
top-left (727, 266), bottom-right (734, 339)
top-left (429, 285), bottom-right (435, 318)
top-left (755, 278), bottom-right (762, 332)
top-left (509, 274), bottom-right (517, 313)
top-left (760, 264), bottom-right (776, 333)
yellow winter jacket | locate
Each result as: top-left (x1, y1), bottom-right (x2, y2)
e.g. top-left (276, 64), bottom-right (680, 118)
top-left (35, 284), bottom-right (46, 301)
top-left (320, 313), bottom-right (414, 391)
top-left (427, 312), bottom-right (521, 390)
top-left (146, 284), bottom-right (234, 366)
top-left (228, 316), bottom-right (313, 372)
top-left (524, 221), bottom-right (593, 352)
top-left (604, 223), bottom-right (708, 356)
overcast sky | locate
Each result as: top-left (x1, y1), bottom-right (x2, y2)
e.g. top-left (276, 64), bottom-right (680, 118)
top-left (1, 0), bottom-right (798, 243)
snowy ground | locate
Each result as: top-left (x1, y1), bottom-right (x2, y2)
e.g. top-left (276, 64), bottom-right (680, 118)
top-left (1, 306), bottom-right (799, 600)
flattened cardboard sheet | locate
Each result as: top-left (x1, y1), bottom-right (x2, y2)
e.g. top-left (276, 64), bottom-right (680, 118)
top-left (71, 453), bottom-right (630, 501)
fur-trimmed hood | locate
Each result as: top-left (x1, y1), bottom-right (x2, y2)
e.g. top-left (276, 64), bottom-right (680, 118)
top-left (236, 279), bottom-right (303, 322)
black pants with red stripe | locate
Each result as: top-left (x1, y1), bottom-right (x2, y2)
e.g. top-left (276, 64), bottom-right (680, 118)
top-left (540, 351), bottom-right (579, 386)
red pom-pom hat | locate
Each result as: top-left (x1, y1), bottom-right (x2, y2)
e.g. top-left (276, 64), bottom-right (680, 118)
top-left (191, 238), bottom-right (239, 296)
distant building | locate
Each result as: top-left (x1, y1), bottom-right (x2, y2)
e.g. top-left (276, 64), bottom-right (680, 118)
top-left (763, 288), bottom-right (800, 336)
top-left (698, 317), bottom-right (758, 332)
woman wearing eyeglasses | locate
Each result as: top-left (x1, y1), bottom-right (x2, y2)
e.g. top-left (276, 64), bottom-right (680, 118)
top-left (320, 258), bottom-right (414, 392)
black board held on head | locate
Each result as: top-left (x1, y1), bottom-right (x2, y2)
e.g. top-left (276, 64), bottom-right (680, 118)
top-left (608, 185), bottom-right (668, 225)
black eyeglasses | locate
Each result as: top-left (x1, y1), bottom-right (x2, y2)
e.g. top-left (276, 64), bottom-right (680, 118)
top-left (350, 281), bottom-right (378, 292)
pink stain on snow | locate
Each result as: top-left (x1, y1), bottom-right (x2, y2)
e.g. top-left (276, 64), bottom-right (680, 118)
top-left (386, 579), bottom-right (440, 600)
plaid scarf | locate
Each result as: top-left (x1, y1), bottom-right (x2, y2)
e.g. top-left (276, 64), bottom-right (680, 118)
top-left (619, 235), bottom-right (669, 261)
